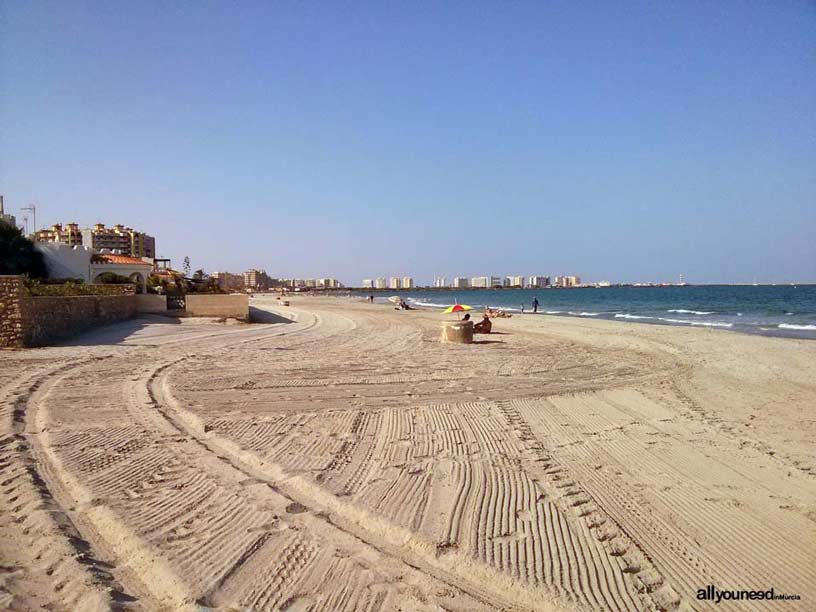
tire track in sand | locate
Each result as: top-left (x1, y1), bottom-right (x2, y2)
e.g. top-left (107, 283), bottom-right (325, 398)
top-left (149, 358), bottom-right (585, 611)
top-left (0, 359), bottom-right (144, 611)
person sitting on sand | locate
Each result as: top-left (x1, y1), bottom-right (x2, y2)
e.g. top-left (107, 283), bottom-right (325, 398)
top-left (474, 314), bottom-right (492, 334)
top-left (462, 313), bottom-right (471, 322)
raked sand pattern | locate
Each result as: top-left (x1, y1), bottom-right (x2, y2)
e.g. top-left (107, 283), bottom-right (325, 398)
top-left (1, 296), bottom-right (814, 611)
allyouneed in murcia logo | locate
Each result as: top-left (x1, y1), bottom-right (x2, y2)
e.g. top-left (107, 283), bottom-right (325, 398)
top-left (696, 585), bottom-right (801, 604)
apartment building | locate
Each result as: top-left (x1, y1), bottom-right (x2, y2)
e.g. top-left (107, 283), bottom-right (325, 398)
top-left (554, 275), bottom-right (581, 288)
top-left (81, 224), bottom-right (156, 258)
top-left (452, 277), bottom-right (469, 288)
top-left (401, 277), bottom-right (414, 289)
top-left (374, 277), bottom-right (387, 289)
top-left (389, 277), bottom-right (402, 290)
top-left (528, 275), bottom-right (550, 288)
top-left (33, 222), bottom-right (84, 246)
top-left (317, 278), bottom-right (341, 289)
top-left (433, 276), bottom-right (448, 288)
top-left (243, 269), bottom-right (272, 290)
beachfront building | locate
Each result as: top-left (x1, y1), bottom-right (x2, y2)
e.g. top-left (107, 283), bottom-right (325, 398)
top-left (452, 277), bottom-right (469, 288)
top-left (490, 276), bottom-right (503, 288)
top-left (471, 276), bottom-right (489, 288)
top-left (212, 271), bottom-right (244, 292)
top-left (554, 275), bottom-right (581, 288)
top-left (243, 269), bottom-right (272, 290)
top-left (433, 276), bottom-right (448, 288)
top-left (528, 275), bottom-right (550, 288)
top-left (81, 224), bottom-right (156, 258)
top-left (317, 278), bottom-right (342, 289)
top-left (362, 279), bottom-right (373, 288)
top-left (33, 222), bottom-right (83, 246)
top-left (389, 277), bottom-right (402, 290)
top-left (506, 275), bottom-right (525, 288)
top-left (0, 196), bottom-right (17, 228)
top-left (402, 277), bottom-right (414, 289)
top-left (374, 277), bottom-right (387, 289)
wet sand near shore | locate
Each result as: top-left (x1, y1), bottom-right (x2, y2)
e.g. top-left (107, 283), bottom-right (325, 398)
top-left (1, 296), bottom-right (814, 611)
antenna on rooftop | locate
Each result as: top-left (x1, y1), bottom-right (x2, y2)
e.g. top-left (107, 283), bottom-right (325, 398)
top-left (21, 204), bottom-right (37, 234)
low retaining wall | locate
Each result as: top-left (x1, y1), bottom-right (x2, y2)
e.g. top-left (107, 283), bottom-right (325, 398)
top-left (0, 275), bottom-right (137, 348)
top-left (185, 294), bottom-right (249, 320)
top-left (136, 294), bottom-right (168, 313)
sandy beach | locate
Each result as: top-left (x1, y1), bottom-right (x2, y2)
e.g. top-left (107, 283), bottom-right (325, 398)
top-left (1, 295), bottom-right (814, 611)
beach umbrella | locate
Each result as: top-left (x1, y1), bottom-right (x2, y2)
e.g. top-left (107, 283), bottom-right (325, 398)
top-left (442, 304), bottom-right (473, 314)
top-left (387, 296), bottom-right (402, 304)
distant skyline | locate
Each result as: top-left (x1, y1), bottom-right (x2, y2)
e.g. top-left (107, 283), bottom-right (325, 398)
top-left (2, 1), bottom-right (814, 285)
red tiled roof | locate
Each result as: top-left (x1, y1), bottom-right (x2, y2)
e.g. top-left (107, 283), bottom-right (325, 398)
top-left (91, 254), bottom-right (152, 265)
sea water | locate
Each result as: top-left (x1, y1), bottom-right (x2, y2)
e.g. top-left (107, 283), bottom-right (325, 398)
top-left (390, 285), bottom-right (816, 339)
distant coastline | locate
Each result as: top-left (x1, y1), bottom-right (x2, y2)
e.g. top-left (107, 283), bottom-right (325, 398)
top-left (309, 285), bottom-right (816, 340)
top-left (340, 283), bottom-right (815, 292)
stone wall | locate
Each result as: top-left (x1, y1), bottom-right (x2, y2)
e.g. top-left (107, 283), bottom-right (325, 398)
top-left (0, 276), bottom-right (26, 348)
top-left (0, 275), bottom-right (137, 348)
top-left (185, 294), bottom-right (249, 320)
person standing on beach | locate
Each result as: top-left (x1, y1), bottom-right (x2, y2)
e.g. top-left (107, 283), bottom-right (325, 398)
top-left (532, 297), bottom-right (539, 313)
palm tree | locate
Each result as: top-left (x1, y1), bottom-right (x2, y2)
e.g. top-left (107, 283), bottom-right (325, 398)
top-left (0, 222), bottom-right (47, 277)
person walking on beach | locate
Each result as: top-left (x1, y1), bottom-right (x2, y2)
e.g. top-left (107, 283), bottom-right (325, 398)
top-left (532, 297), bottom-right (539, 313)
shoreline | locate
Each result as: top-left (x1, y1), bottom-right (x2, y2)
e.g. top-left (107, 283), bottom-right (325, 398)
top-left (295, 292), bottom-right (816, 341)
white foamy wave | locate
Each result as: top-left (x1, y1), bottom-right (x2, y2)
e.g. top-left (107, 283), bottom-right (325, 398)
top-left (568, 311), bottom-right (602, 317)
top-left (615, 314), bottom-right (654, 320)
top-left (659, 317), bottom-right (732, 328)
top-left (667, 309), bottom-right (714, 315)
top-left (407, 300), bottom-right (450, 308)
top-left (778, 323), bottom-right (816, 331)
top-left (544, 310), bottom-right (563, 314)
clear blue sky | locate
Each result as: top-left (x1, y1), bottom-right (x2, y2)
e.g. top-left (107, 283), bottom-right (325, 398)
top-left (2, 1), bottom-right (814, 284)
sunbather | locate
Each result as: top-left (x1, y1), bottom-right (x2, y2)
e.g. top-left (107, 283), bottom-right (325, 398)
top-left (474, 314), bottom-right (492, 334)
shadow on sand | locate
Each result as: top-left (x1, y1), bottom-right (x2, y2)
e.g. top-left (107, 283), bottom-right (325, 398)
top-left (249, 306), bottom-right (295, 324)
top-left (60, 315), bottom-right (183, 347)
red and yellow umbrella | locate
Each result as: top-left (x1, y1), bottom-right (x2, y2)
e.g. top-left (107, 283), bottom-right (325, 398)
top-left (442, 304), bottom-right (473, 314)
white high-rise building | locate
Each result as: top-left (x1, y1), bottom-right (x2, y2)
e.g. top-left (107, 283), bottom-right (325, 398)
top-left (453, 277), bottom-right (470, 288)
top-left (402, 277), bottom-right (414, 289)
top-left (433, 276), bottom-right (448, 288)
top-left (471, 276), bottom-right (489, 288)
top-left (490, 276), bottom-right (502, 288)
top-left (362, 279), bottom-right (374, 288)
top-left (374, 277), bottom-right (387, 289)
top-left (389, 277), bottom-right (402, 290)
top-left (554, 275), bottom-right (580, 288)
top-left (528, 275), bottom-right (550, 288)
